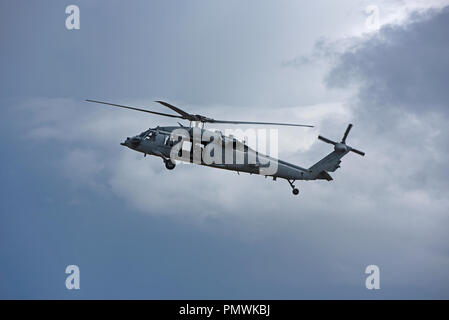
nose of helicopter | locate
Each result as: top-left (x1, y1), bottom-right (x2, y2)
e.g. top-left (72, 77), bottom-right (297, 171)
top-left (120, 137), bottom-right (130, 146)
top-left (121, 136), bottom-right (141, 148)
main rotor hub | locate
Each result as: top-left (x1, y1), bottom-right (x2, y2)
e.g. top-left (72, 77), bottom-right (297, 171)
top-left (334, 142), bottom-right (348, 153)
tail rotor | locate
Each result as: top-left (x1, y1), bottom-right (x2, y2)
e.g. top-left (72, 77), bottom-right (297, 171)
top-left (318, 124), bottom-right (365, 156)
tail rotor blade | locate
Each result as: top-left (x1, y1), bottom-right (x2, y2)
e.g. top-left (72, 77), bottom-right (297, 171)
top-left (318, 135), bottom-right (337, 145)
top-left (341, 123), bottom-right (353, 143)
top-left (350, 148), bottom-right (365, 156)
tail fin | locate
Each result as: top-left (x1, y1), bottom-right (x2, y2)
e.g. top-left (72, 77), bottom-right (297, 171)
top-left (308, 124), bottom-right (365, 181)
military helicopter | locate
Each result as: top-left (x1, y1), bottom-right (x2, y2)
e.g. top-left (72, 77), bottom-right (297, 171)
top-left (86, 99), bottom-right (365, 195)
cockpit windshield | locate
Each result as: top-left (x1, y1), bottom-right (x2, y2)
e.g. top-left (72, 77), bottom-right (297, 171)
top-left (140, 129), bottom-right (157, 141)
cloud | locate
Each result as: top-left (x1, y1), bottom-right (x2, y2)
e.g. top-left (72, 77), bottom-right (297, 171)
top-left (62, 148), bottom-right (106, 191)
top-left (3, 1), bottom-right (449, 298)
top-left (322, 6), bottom-right (449, 198)
top-left (272, 5), bottom-right (449, 295)
top-left (326, 6), bottom-right (449, 115)
top-left (9, 3), bottom-right (449, 236)
top-left (15, 97), bottom-right (356, 218)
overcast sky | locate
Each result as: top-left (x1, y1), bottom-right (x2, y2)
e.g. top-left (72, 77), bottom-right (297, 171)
top-left (1, 0), bottom-right (449, 299)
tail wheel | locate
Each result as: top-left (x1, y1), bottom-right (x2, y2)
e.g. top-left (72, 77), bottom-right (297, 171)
top-left (165, 159), bottom-right (176, 170)
top-left (287, 179), bottom-right (299, 195)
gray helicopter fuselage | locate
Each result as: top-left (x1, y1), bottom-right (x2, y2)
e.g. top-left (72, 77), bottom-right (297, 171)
top-left (121, 126), bottom-right (317, 181)
top-left (87, 99), bottom-right (364, 195)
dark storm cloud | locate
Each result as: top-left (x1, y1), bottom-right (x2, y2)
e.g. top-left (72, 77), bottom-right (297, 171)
top-left (321, 6), bottom-right (449, 197)
top-left (326, 7), bottom-right (449, 114)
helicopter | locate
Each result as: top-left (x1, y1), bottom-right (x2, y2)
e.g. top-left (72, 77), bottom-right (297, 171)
top-left (86, 99), bottom-right (365, 195)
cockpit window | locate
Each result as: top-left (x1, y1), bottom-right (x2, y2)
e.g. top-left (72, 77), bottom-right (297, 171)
top-left (144, 131), bottom-right (153, 140)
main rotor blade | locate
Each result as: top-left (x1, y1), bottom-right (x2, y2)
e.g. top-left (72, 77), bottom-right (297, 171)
top-left (154, 100), bottom-right (192, 119)
top-left (318, 135), bottom-right (337, 145)
top-left (341, 123), bottom-right (353, 143)
top-left (210, 119), bottom-right (314, 128)
top-left (350, 148), bottom-right (365, 156)
top-left (86, 100), bottom-right (183, 119)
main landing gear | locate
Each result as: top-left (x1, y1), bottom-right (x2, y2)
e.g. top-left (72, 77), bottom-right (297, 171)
top-left (287, 180), bottom-right (299, 195)
top-left (164, 159), bottom-right (176, 170)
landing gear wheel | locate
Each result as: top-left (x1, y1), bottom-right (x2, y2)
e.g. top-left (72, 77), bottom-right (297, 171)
top-left (164, 159), bottom-right (176, 170)
top-left (287, 179), bottom-right (299, 195)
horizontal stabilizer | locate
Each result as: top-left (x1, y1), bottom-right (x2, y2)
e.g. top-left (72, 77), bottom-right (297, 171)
top-left (317, 171), bottom-right (333, 181)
